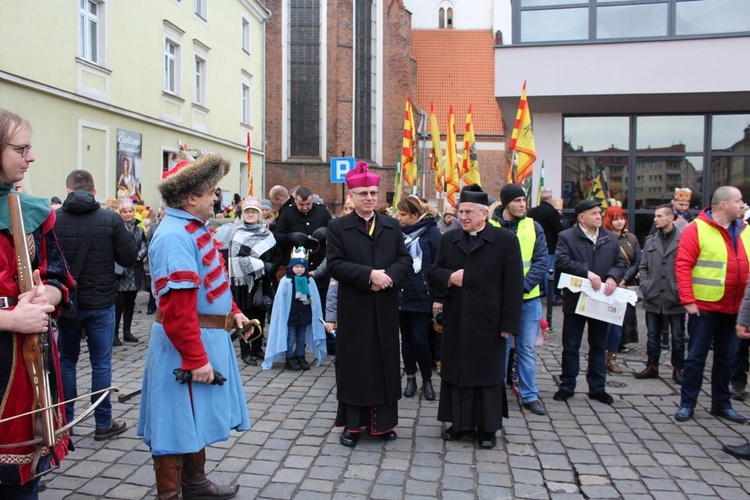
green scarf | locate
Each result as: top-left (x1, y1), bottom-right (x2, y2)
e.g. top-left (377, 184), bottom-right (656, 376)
top-left (294, 276), bottom-right (311, 304)
top-left (0, 185), bottom-right (51, 233)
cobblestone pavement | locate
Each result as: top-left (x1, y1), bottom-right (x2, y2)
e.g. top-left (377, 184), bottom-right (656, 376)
top-left (42, 294), bottom-right (750, 499)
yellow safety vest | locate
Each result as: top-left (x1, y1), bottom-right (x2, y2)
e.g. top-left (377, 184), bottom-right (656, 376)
top-left (518, 218), bottom-right (540, 300)
top-left (692, 219), bottom-right (750, 301)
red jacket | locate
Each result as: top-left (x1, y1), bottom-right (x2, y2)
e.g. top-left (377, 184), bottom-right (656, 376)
top-left (675, 208), bottom-right (749, 314)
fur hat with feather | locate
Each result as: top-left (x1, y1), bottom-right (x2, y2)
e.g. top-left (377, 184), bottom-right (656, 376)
top-left (158, 151), bottom-right (230, 208)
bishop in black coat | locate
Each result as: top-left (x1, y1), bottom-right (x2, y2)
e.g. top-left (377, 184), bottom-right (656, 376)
top-left (326, 162), bottom-right (412, 445)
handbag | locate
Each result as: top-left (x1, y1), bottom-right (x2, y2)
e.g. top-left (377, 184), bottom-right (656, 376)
top-left (58, 210), bottom-right (101, 324)
top-left (252, 280), bottom-right (273, 310)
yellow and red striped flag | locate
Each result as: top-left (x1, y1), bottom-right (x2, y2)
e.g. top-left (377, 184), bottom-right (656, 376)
top-left (510, 81), bottom-right (536, 185)
top-left (461, 105), bottom-right (481, 186)
top-left (401, 96), bottom-right (418, 190)
top-left (429, 102), bottom-right (444, 194)
top-left (247, 132), bottom-right (254, 196)
top-left (445, 105), bottom-right (460, 209)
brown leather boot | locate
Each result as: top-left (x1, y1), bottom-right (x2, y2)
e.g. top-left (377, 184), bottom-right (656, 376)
top-left (154, 454), bottom-right (182, 500)
top-left (181, 448), bottom-right (239, 499)
top-left (606, 351), bottom-right (623, 374)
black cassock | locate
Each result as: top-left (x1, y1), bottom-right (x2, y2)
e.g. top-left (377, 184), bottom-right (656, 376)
top-left (428, 224), bottom-right (524, 433)
top-left (327, 212), bottom-right (412, 434)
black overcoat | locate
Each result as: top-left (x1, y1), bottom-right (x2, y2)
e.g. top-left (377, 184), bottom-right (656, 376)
top-left (327, 212), bottom-right (412, 407)
top-left (428, 224), bottom-right (524, 387)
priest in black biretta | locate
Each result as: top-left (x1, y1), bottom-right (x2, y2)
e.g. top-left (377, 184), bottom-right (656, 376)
top-left (428, 184), bottom-right (525, 448)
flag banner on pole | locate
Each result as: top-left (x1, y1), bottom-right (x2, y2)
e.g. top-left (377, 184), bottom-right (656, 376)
top-left (393, 152), bottom-right (403, 211)
top-left (587, 168), bottom-right (610, 208)
top-left (445, 105), bottom-right (460, 209)
top-left (510, 81), bottom-right (536, 185)
top-left (430, 102), bottom-right (444, 194)
top-left (461, 105), bottom-right (481, 186)
top-left (505, 158), bottom-right (514, 185)
top-left (536, 160), bottom-right (545, 206)
top-left (247, 132), bottom-right (254, 196)
top-left (401, 96), bottom-right (418, 190)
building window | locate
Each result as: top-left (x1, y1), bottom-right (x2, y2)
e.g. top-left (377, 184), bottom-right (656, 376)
top-left (164, 38), bottom-right (180, 95)
top-left (515, 0), bottom-right (750, 44)
top-left (241, 80), bottom-right (251, 125)
top-left (79, 0), bottom-right (103, 64)
top-left (563, 113), bottom-right (750, 244)
top-left (439, 7), bottom-right (445, 28)
top-left (289, 0), bottom-right (321, 158)
top-left (193, 55), bottom-right (206, 106)
top-left (242, 17), bottom-right (250, 53)
top-left (355, 0), bottom-right (376, 161)
top-left (447, 7), bottom-right (453, 28)
top-left (194, 0), bottom-right (207, 20)
top-left (438, 2), bottom-right (454, 29)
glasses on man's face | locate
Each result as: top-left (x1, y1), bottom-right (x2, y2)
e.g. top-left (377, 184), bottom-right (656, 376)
top-left (457, 208), bottom-right (481, 216)
top-left (7, 143), bottom-right (31, 158)
top-left (351, 190), bottom-right (378, 198)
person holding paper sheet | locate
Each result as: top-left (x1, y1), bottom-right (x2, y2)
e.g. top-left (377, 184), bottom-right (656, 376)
top-left (553, 200), bottom-right (627, 406)
top-left (674, 186), bottom-right (749, 424)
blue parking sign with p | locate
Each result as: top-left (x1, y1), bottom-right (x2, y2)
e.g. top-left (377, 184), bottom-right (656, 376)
top-left (331, 157), bottom-right (355, 183)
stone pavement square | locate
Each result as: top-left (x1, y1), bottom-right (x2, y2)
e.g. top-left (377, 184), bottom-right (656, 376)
top-left (41, 294), bottom-right (750, 498)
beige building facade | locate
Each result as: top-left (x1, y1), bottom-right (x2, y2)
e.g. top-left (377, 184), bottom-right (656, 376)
top-left (0, 0), bottom-right (270, 208)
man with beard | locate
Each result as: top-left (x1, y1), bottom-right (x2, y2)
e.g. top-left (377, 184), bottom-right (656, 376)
top-left (428, 184), bottom-right (524, 449)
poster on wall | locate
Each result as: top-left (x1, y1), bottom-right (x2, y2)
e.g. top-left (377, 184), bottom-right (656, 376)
top-left (116, 129), bottom-right (143, 201)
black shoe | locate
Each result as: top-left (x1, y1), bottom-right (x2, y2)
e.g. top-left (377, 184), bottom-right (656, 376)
top-left (711, 408), bottom-right (747, 424)
top-left (477, 430), bottom-right (497, 449)
top-left (723, 443), bottom-right (750, 460)
top-left (146, 308), bottom-right (156, 315)
top-left (523, 400), bottom-right (546, 415)
top-left (634, 365), bottom-right (659, 379)
top-left (617, 345), bottom-right (630, 353)
top-left (285, 357), bottom-right (301, 371)
top-left (588, 391), bottom-right (614, 405)
top-left (422, 380), bottom-right (435, 401)
top-left (442, 426), bottom-right (463, 441)
top-left (241, 353), bottom-right (258, 366)
top-left (404, 377), bottom-right (417, 397)
top-left (112, 336), bottom-right (123, 347)
top-left (380, 430), bottom-right (397, 441)
top-left (672, 368), bottom-right (683, 385)
top-left (123, 332), bottom-right (138, 343)
top-left (553, 389), bottom-right (574, 401)
top-left (340, 430), bottom-right (359, 447)
top-left (251, 349), bottom-right (265, 358)
top-left (297, 356), bottom-right (310, 370)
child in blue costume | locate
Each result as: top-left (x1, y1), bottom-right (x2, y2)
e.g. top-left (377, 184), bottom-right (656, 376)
top-left (137, 152), bottom-right (251, 500)
top-left (263, 247), bottom-right (327, 370)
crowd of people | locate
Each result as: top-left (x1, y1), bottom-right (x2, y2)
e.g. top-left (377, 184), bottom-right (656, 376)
top-left (4, 105), bottom-right (750, 498)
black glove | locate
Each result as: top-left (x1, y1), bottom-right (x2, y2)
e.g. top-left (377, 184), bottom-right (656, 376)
top-left (264, 262), bottom-right (274, 274)
top-left (290, 232), bottom-right (308, 246)
top-left (173, 368), bottom-right (227, 385)
top-left (311, 227), bottom-right (327, 241)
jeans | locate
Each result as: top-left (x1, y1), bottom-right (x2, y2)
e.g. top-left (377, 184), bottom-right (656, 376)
top-left (680, 311), bottom-right (739, 411)
top-left (504, 298), bottom-right (541, 403)
top-left (287, 324), bottom-right (306, 358)
top-left (645, 312), bottom-right (685, 368)
top-left (560, 313), bottom-right (608, 393)
top-left (57, 305), bottom-right (115, 430)
top-left (399, 311), bottom-right (433, 381)
top-left (732, 337), bottom-right (750, 387)
top-left (606, 304), bottom-right (635, 351)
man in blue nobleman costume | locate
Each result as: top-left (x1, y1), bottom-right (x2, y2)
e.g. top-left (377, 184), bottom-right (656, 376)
top-left (137, 152), bottom-right (251, 499)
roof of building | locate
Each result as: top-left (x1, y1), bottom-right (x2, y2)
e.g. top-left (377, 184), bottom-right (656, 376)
top-left (412, 29), bottom-right (504, 137)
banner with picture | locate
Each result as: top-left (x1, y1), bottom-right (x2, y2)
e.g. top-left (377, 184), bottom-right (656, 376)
top-left (116, 129), bottom-right (143, 201)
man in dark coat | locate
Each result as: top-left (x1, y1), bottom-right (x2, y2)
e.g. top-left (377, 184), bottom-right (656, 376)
top-left (55, 169), bottom-right (139, 440)
top-left (326, 161), bottom-right (412, 447)
top-left (553, 200), bottom-right (627, 406)
top-left (527, 189), bottom-right (564, 299)
top-left (428, 184), bottom-right (524, 449)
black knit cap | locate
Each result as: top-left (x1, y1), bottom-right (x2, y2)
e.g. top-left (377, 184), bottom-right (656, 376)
top-left (500, 184), bottom-right (526, 208)
top-left (459, 184), bottom-right (489, 206)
